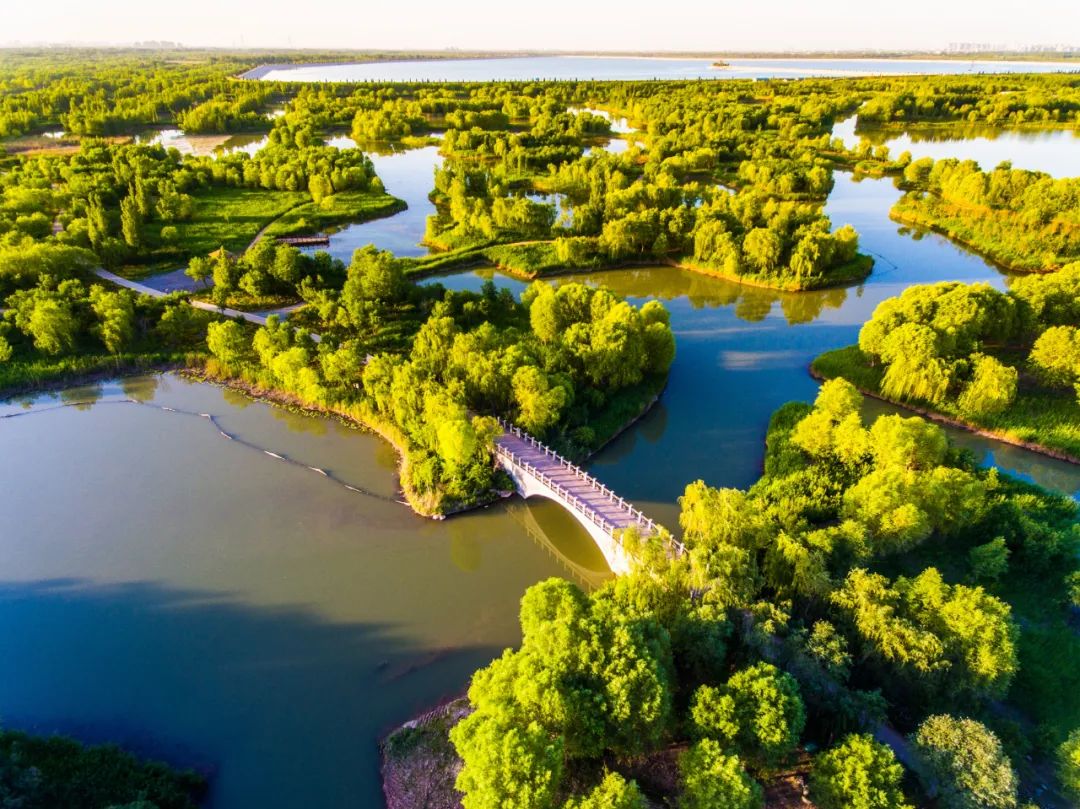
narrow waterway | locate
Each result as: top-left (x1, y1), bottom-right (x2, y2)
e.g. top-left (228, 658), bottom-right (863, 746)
top-left (312, 145), bottom-right (442, 260)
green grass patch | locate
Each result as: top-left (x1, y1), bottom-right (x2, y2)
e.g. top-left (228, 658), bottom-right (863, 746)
top-left (121, 187), bottom-right (311, 276)
top-left (482, 242), bottom-right (564, 276)
top-left (1010, 622), bottom-right (1080, 747)
top-left (402, 247), bottom-right (491, 277)
top-left (260, 190), bottom-right (406, 240)
top-left (173, 187), bottom-right (310, 255)
top-left (811, 345), bottom-right (885, 390)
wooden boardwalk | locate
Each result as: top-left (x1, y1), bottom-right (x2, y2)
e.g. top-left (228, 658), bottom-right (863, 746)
top-left (276, 234), bottom-right (330, 247)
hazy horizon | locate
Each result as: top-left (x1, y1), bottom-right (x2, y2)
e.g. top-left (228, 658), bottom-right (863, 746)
top-left (5, 0), bottom-right (1079, 53)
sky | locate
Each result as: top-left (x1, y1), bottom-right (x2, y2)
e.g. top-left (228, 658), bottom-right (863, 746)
top-left (4, 0), bottom-right (1079, 52)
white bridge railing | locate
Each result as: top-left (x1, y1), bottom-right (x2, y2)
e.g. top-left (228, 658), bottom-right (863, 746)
top-left (494, 418), bottom-right (685, 558)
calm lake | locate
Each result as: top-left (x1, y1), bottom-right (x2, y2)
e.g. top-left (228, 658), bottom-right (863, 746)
top-left (832, 116), bottom-right (1080, 176)
top-left (254, 56), bottom-right (1080, 83)
top-left (0, 378), bottom-right (605, 808)
top-left (3, 116), bottom-right (1080, 808)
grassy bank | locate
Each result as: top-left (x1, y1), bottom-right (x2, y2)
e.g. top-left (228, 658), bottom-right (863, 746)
top-left (117, 187), bottom-right (310, 277)
top-left (890, 196), bottom-right (1072, 273)
top-left (812, 345), bottom-right (1080, 462)
top-left (260, 190), bottom-right (407, 240)
top-left (118, 189), bottom-right (407, 279)
top-left (0, 348), bottom-right (198, 401)
top-left (166, 187), bottom-right (310, 256)
top-left (409, 240), bottom-right (876, 293)
top-left (676, 252), bottom-right (874, 291)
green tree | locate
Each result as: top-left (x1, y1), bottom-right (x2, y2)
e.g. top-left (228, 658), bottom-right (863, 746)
top-left (513, 365), bottom-right (568, 434)
top-left (562, 772), bottom-right (647, 809)
top-left (206, 320), bottom-right (250, 366)
top-left (26, 297), bottom-right (79, 355)
top-left (832, 569), bottom-right (1017, 701)
top-left (742, 228), bottom-right (782, 274)
top-left (679, 740), bottom-right (762, 809)
top-left (1030, 325), bottom-right (1080, 399)
top-left (185, 257), bottom-right (212, 288)
top-left (120, 194), bottom-right (141, 249)
top-left (89, 285), bottom-right (135, 355)
top-left (86, 194), bottom-right (110, 249)
top-left (449, 711), bottom-right (564, 809)
top-left (154, 304), bottom-right (204, 348)
top-left (957, 355), bottom-right (1017, 417)
top-left (968, 537), bottom-right (1010, 583)
top-left (643, 321), bottom-right (676, 374)
top-left (132, 176), bottom-right (152, 218)
top-left (690, 684), bottom-right (738, 742)
top-left (791, 378), bottom-right (871, 466)
top-left (308, 174), bottom-right (332, 204)
top-left (1059, 729), bottom-right (1080, 804)
top-left (868, 413), bottom-right (948, 471)
top-left (911, 715), bottom-right (1017, 809)
top-left (343, 246), bottom-right (405, 308)
top-left (810, 734), bottom-right (912, 809)
top-left (210, 250), bottom-right (239, 305)
top-left (879, 323), bottom-right (952, 404)
top-left (710, 663), bottom-right (805, 766)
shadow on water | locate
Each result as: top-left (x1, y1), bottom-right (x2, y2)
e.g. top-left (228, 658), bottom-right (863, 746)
top-left (0, 578), bottom-right (499, 809)
top-left (2, 377), bottom-right (595, 809)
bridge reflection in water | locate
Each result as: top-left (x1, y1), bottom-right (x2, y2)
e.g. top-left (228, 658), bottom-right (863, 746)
top-left (505, 501), bottom-right (614, 590)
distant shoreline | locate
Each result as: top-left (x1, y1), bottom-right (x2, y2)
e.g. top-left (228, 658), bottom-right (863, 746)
top-left (245, 54), bottom-right (1079, 81)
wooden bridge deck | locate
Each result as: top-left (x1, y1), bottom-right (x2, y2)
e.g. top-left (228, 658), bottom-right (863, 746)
top-left (276, 234), bottom-right (330, 246)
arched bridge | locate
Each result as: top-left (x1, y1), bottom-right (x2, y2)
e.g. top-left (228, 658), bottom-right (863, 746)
top-left (493, 420), bottom-right (684, 575)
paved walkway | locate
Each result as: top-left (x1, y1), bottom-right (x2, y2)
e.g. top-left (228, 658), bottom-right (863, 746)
top-left (93, 269), bottom-right (319, 341)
